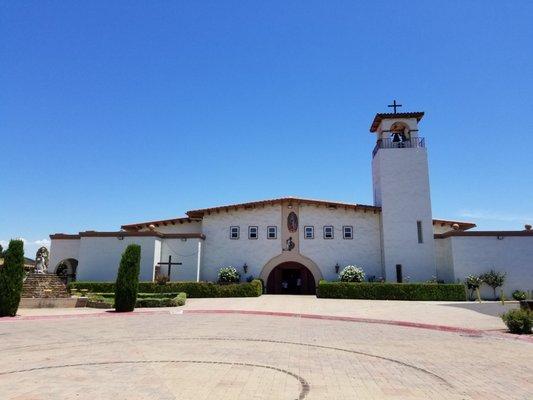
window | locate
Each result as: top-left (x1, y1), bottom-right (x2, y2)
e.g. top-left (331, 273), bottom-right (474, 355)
top-left (304, 226), bottom-right (314, 239)
top-left (267, 226), bottom-right (277, 239)
top-left (230, 226), bottom-right (240, 239)
top-left (417, 221), bottom-right (423, 243)
top-left (323, 225), bottom-right (334, 239)
top-left (343, 226), bottom-right (353, 239)
top-left (248, 226), bottom-right (258, 240)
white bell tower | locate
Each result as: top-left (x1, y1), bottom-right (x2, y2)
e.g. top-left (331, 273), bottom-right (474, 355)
top-left (371, 102), bottom-right (436, 282)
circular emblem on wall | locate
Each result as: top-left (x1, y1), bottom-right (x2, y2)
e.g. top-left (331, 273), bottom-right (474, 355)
top-left (287, 211), bottom-right (298, 232)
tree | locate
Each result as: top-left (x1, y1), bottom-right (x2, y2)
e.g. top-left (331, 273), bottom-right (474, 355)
top-left (0, 240), bottom-right (25, 317)
top-left (114, 244), bottom-right (141, 312)
top-left (465, 275), bottom-right (482, 301)
top-left (481, 269), bottom-right (506, 299)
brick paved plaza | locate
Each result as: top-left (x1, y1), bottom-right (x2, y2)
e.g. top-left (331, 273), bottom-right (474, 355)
top-left (1, 297), bottom-right (532, 399)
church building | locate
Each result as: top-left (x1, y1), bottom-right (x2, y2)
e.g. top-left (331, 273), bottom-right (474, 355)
top-left (49, 108), bottom-right (533, 297)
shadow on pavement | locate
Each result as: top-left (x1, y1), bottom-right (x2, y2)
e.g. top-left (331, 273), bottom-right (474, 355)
top-left (439, 302), bottom-right (519, 317)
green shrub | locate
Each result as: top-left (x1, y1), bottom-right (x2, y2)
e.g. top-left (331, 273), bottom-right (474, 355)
top-left (70, 279), bottom-right (263, 298)
top-left (172, 292), bottom-right (187, 306)
top-left (339, 265), bottom-right (365, 282)
top-left (501, 309), bottom-right (532, 334)
top-left (136, 297), bottom-right (171, 307)
top-left (512, 290), bottom-right (527, 301)
top-left (218, 266), bottom-right (240, 283)
top-left (316, 281), bottom-right (466, 301)
top-left (114, 244), bottom-right (141, 312)
top-left (0, 240), bottom-right (25, 317)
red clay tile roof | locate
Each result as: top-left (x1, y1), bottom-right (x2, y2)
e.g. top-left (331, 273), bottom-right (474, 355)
top-left (50, 231), bottom-right (205, 240)
top-left (370, 112), bottom-right (425, 132)
top-left (185, 197), bottom-right (380, 218)
top-left (435, 230), bottom-right (533, 239)
top-left (121, 217), bottom-right (201, 231)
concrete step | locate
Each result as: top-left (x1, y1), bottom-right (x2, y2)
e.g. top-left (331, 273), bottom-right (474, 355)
top-left (22, 273), bottom-right (70, 298)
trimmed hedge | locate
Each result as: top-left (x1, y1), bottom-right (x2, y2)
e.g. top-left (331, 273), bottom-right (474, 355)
top-left (136, 293), bottom-right (187, 308)
top-left (70, 279), bottom-right (263, 298)
top-left (88, 292), bottom-right (187, 308)
top-left (316, 281), bottom-right (466, 301)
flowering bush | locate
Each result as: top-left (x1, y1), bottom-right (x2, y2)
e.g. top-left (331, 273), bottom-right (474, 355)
top-left (339, 265), bottom-right (365, 283)
top-left (512, 290), bottom-right (527, 301)
top-left (465, 275), bottom-right (482, 290)
top-left (218, 266), bottom-right (241, 283)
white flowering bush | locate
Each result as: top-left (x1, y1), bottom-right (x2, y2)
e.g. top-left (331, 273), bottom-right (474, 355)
top-left (339, 265), bottom-right (365, 282)
top-left (217, 266), bottom-right (241, 283)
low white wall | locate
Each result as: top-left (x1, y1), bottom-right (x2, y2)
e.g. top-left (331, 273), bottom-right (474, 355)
top-left (298, 205), bottom-right (382, 281)
top-left (448, 236), bottom-right (533, 298)
top-left (77, 236), bottom-right (157, 282)
top-left (49, 239), bottom-right (80, 272)
top-left (435, 238), bottom-right (454, 283)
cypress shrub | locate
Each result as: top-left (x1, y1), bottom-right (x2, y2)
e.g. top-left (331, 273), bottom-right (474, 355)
top-left (316, 281), bottom-right (466, 301)
top-left (114, 244), bottom-right (141, 312)
top-left (0, 240), bottom-right (25, 317)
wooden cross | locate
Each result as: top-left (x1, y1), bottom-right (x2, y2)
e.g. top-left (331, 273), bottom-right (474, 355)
top-left (388, 100), bottom-right (402, 114)
top-left (156, 255), bottom-right (182, 279)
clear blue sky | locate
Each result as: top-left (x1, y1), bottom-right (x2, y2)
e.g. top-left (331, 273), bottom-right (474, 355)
top-left (2, 1), bottom-right (532, 257)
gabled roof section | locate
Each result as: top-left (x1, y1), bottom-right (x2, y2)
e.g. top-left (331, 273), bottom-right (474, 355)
top-left (186, 197), bottom-right (381, 218)
top-left (432, 218), bottom-right (476, 231)
top-left (370, 112), bottom-right (425, 132)
top-left (115, 197), bottom-right (475, 232)
top-left (121, 217), bottom-right (202, 231)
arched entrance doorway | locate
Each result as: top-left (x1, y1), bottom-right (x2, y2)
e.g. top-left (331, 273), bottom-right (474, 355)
top-left (55, 258), bottom-right (78, 284)
top-left (266, 262), bottom-right (316, 294)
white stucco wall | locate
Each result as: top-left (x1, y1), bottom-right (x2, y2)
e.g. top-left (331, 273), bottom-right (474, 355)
top-left (200, 205), bottom-right (282, 282)
top-left (446, 236), bottom-right (533, 298)
top-left (77, 236), bottom-right (157, 281)
top-left (435, 237), bottom-right (454, 283)
top-left (160, 238), bottom-right (201, 281)
top-left (298, 205), bottom-right (382, 281)
top-left (49, 239), bottom-right (80, 273)
top-left (372, 147), bottom-right (437, 282)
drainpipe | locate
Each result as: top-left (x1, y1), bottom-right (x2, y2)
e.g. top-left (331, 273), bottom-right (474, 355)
top-left (196, 240), bottom-right (202, 282)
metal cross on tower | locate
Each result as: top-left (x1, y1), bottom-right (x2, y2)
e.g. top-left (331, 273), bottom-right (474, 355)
top-left (388, 100), bottom-right (402, 114)
top-left (156, 255), bottom-right (182, 279)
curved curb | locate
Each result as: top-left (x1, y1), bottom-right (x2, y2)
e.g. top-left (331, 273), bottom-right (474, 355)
top-left (2, 308), bottom-right (532, 343)
top-left (182, 309), bottom-right (533, 343)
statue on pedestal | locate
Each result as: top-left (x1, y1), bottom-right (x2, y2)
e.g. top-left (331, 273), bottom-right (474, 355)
top-left (34, 247), bottom-right (49, 274)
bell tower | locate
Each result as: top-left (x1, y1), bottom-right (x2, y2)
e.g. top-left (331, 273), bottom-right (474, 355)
top-left (370, 102), bottom-right (436, 282)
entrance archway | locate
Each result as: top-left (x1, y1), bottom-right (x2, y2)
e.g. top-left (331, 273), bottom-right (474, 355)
top-left (266, 262), bottom-right (316, 294)
top-left (55, 258), bottom-right (78, 284)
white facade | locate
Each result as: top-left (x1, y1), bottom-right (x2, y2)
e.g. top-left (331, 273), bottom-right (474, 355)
top-left (48, 110), bottom-right (533, 295)
top-left (436, 235), bottom-right (533, 297)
